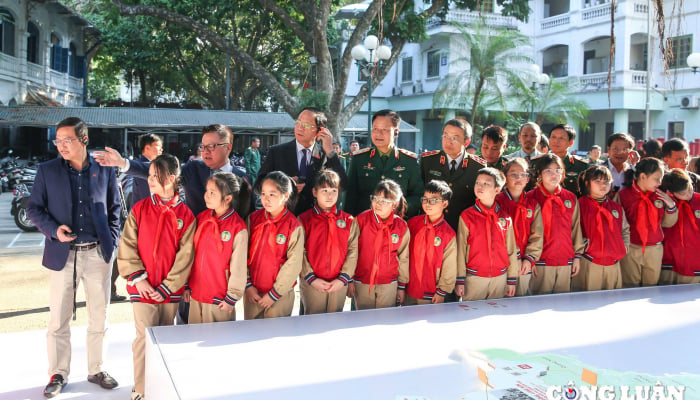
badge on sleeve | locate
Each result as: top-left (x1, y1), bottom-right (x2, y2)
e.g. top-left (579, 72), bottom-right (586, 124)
top-left (276, 234), bottom-right (287, 244)
top-left (612, 210), bottom-right (619, 219)
top-left (391, 234), bottom-right (400, 244)
top-left (527, 209), bottom-right (533, 218)
top-left (695, 210), bottom-right (700, 219)
top-left (177, 219), bottom-right (184, 229)
top-left (337, 220), bottom-right (346, 228)
top-left (434, 237), bottom-right (442, 246)
top-left (221, 231), bottom-right (231, 241)
top-left (564, 200), bottom-right (572, 209)
top-left (654, 200), bottom-right (664, 208)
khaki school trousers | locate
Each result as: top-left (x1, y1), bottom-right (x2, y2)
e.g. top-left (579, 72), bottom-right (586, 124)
top-left (299, 279), bottom-right (348, 314)
top-left (131, 302), bottom-right (178, 394)
top-left (463, 274), bottom-right (507, 301)
top-left (354, 281), bottom-right (397, 310)
top-left (244, 289), bottom-right (295, 319)
top-left (620, 244), bottom-right (662, 287)
top-left (579, 259), bottom-right (622, 291)
top-left (188, 298), bottom-right (236, 324)
top-left (530, 265), bottom-right (572, 294)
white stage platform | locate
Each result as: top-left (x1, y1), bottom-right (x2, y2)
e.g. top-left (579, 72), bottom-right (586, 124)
top-left (145, 285), bottom-right (700, 400)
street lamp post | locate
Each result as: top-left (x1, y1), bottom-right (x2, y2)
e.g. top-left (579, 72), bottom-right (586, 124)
top-left (351, 35), bottom-right (392, 135)
top-left (528, 64), bottom-right (550, 121)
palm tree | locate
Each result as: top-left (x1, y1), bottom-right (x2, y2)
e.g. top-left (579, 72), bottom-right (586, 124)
top-left (516, 77), bottom-right (590, 129)
top-left (433, 22), bottom-right (533, 128)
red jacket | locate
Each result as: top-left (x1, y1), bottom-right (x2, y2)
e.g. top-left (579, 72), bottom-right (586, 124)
top-left (299, 205), bottom-right (356, 284)
top-left (618, 182), bottom-right (677, 247)
top-left (188, 208), bottom-right (247, 305)
top-left (247, 208), bottom-right (302, 300)
top-left (124, 194), bottom-right (195, 304)
top-left (579, 196), bottom-right (627, 266)
top-left (354, 210), bottom-right (409, 288)
top-left (524, 185), bottom-right (583, 266)
top-left (406, 215), bottom-right (456, 300)
top-left (457, 201), bottom-right (516, 284)
top-left (663, 193), bottom-right (700, 276)
top-left (496, 189), bottom-right (542, 264)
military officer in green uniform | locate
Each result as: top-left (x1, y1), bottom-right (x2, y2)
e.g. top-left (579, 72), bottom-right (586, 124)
top-left (346, 109), bottom-right (423, 217)
top-left (548, 124), bottom-right (588, 196)
top-left (244, 136), bottom-right (261, 183)
top-left (480, 125), bottom-right (509, 171)
top-left (420, 119), bottom-right (486, 231)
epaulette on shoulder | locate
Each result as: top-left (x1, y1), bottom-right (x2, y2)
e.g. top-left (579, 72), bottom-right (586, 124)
top-left (468, 153), bottom-right (487, 165)
top-left (399, 148), bottom-right (418, 159)
top-left (353, 147), bottom-right (371, 156)
top-left (529, 154), bottom-right (547, 162)
top-left (421, 150), bottom-right (441, 157)
top-left (572, 154), bottom-right (587, 164)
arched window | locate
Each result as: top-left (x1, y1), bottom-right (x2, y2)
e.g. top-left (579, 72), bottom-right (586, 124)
top-left (0, 8), bottom-right (16, 56)
top-left (69, 42), bottom-right (84, 78)
top-left (27, 21), bottom-right (40, 64)
top-left (50, 33), bottom-right (67, 72)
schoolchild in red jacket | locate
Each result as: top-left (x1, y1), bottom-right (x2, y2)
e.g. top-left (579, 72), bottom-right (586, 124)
top-left (118, 154), bottom-right (195, 399)
top-left (348, 179), bottom-right (410, 310)
top-left (661, 169), bottom-right (700, 284)
top-left (246, 171), bottom-right (304, 319)
top-left (577, 165), bottom-right (629, 291)
top-left (615, 158), bottom-right (677, 287)
top-left (524, 154), bottom-right (584, 294)
top-left (185, 172), bottom-right (251, 323)
top-left (405, 180), bottom-right (457, 305)
top-left (456, 167), bottom-right (518, 301)
top-left (496, 158), bottom-right (543, 296)
top-left (298, 170), bottom-right (358, 314)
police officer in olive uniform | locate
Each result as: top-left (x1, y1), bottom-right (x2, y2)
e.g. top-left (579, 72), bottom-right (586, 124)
top-left (420, 119), bottom-right (486, 232)
top-left (480, 125), bottom-right (510, 172)
top-left (548, 124), bottom-right (588, 196)
top-left (346, 110), bottom-right (423, 217)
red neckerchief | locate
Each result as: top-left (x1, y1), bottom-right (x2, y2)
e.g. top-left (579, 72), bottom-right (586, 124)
top-left (317, 204), bottom-right (342, 273)
top-left (538, 184), bottom-right (564, 238)
top-left (369, 211), bottom-right (393, 292)
top-left (585, 196), bottom-right (615, 254)
top-left (505, 189), bottom-right (528, 252)
top-left (414, 215), bottom-right (442, 289)
top-left (194, 209), bottom-right (227, 254)
top-left (153, 194), bottom-right (180, 263)
top-left (248, 209), bottom-right (287, 267)
top-left (633, 182), bottom-right (658, 253)
top-left (476, 199), bottom-right (502, 267)
top-left (676, 199), bottom-right (699, 247)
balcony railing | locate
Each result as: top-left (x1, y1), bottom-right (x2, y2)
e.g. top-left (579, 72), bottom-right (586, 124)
top-left (26, 62), bottom-right (43, 83)
top-left (427, 9), bottom-right (519, 30)
top-left (0, 52), bottom-right (21, 75)
top-left (582, 3), bottom-right (617, 21)
top-left (633, 2), bottom-right (649, 14)
top-left (541, 14), bottom-right (570, 30)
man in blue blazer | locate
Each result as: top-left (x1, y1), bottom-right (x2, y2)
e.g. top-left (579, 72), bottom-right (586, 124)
top-left (257, 107), bottom-right (347, 215)
top-left (27, 117), bottom-right (122, 398)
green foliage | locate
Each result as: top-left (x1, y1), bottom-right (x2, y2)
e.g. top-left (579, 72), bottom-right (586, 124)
top-left (87, 54), bottom-right (121, 102)
top-left (514, 77), bottom-right (590, 130)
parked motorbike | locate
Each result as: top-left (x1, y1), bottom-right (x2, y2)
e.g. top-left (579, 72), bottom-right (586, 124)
top-left (11, 183), bottom-right (37, 232)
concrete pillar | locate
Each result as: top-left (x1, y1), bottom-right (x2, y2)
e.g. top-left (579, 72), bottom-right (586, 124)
top-left (614, 109), bottom-right (629, 133)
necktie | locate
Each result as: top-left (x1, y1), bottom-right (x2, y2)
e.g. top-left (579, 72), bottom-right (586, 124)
top-left (369, 213), bottom-right (392, 293)
top-left (634, 182), bottom-right (658, 253)
top-left (194, 211), bottom-right (224, 255)
top-left (153, 194), bottom-right (180, 263)
top-left (678, 200), bottom-right (699, 247)
top-left (450, 160), bottom-right (457, 176)
top-left (510, 192), bottom-right (529, 252)
top-left (299, 149), bottom-right (309, 178)
top-left (539, 184), bottom-right (565, 238)
top-left (324, 207), bottom-right (343, 272)
top-left (477, 199), bottom-right (503, 267)
top-left (248, 211), bottom-right (285, 268)
top-left (414, 216), bottom-right (437, 289)
top-left (587, 197), bottom-right (615, 254)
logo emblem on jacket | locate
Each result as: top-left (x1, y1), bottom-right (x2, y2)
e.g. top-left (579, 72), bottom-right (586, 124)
top-left (527, 208), bottom-right (533, 218)
top-left (498, 218), bottom-right (507, 228)
top-left (434, 237), bottom-right (442, 246)
top-left (221, 231), bottom-right (231, 241)
top-left (337, 220), bottom-right (346, 228)
top-left (177, 219), bottom-right (184, 229)
top-left (654, 200), bottom-right (664, 208)
top-left (695, 210), bottom-right (700, 219)
top-left (564, 200), bottom-right (572, 209)
top-left (391, 233), bottom-right (399, 244)
top-left (612, 210), bottom-right (619, 219)
top-left (276, 234), bottom-right (287, 244)
top-left (393, 166), bottom-right (406, 172)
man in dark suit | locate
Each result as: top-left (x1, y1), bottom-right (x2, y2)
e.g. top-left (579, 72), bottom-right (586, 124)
top-left (129, 133), bottom-right (163, 206)
top-left (28, 117), bottom-right (122, 398)
top-left (257, 107), bottom-right (347, 215)
top-left (96, 124), bottom-right (248, 216)
top-left (420, 119), bottom-right (486, 232)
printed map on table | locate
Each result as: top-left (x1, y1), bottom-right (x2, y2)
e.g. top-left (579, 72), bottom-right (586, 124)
top-left (460, 349), bottom-right (700, 400)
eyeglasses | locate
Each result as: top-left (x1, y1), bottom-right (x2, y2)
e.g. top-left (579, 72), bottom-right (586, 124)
top-left (543, 168), bottom-right (564, 176)
top-left (507, 172), bottom-right (530, 180)
top-left (295, 121), bottom-right (316, 130)
top-left (53, 138), bottom-right (80, 146)
top-left (370, 195), bottom-right (395, 206)
top-left (198, 143), bottom-right (229, 152)
top-left (442, 135), bottom-right (462, 143)
top-left (421, 197), bottom-right (446, 205)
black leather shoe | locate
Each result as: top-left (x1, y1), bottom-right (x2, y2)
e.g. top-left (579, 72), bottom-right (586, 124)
top-left (87, 371), bottom-right (119, 389)
top-left (110, 294), bottom-right (126, 302)
top-left (44, 374), bottom-right (65, 398)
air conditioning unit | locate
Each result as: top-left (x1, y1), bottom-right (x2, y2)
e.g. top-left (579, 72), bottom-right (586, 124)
top-left (392, 87), bottom-right (402, 96)
top-left (680, 95), bottom-right (699, 109)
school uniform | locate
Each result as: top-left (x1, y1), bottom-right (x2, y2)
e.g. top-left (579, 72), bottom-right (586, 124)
top-left (187, 208), bottom-right (248, 323)
top-left (404, 215), bottom-right (457, 305)
top-left (495, 189), bottom-right (544, 296)
top-left (662, 193), bottom-right (700, 284)
top-left (616, 182), bottom-right (678, 287)
top-left (578, 196), bottom-right (629, 291)
top-left (456, 200), bottom-right (519, 301)
top-left (524, 185), bottom-right (584, 294)
top-left (117, 194), bottom-right (196, 395)
top-left (245, 208), bottom-right (304, 319)
top-left (353, 210), bottom-right (410, 309)
top-left (298, 205), bottom-right (359, 314)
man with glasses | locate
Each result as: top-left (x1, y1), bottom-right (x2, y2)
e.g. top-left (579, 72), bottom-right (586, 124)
top-left (257, 107), bottom-right (347, 215)
top-left (548, 124), bottom-right (589, 195)
top-left (662, 138), bottom-right (700, 191)
top-left (419, 118), bottom-right (486, 231)
top-left (346, 109), bottom-right (424, 217)
top-left (28, 117), bottom-right (122, 398)
top-left (605, 132), bottom-right (637, 195)
top-left (507, 122), bottom-right (543, 161)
